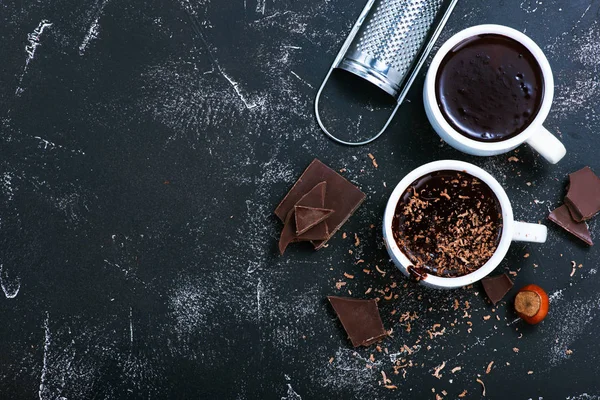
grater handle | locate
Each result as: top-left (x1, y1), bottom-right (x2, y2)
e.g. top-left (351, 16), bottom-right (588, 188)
top-left (315, 84), bottom-right (402, 146)
top-left (314, 0), bottom-right (392, 146)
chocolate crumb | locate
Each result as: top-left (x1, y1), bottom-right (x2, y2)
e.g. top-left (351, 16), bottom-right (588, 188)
top-left (368, 153), bottom-right (379, 168)
top-left (476, 378), bottom-right (486, 396)
top-left (432, 361), bottom-right (446, 379)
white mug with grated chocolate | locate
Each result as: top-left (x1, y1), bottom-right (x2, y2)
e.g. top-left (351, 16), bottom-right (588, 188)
top-left (383, 160), bottom-right (547, 289)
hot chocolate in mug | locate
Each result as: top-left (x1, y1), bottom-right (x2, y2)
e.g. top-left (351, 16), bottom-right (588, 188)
top-left (424, 25), bottom-right (566, 164)
top-left (383, 160), bottom-right (547, 289)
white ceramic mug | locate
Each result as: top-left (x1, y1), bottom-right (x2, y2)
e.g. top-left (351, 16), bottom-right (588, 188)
top-left (382, 160), bottom-right (547, 289)
top-left (424, 24), bottom-right (566, 164)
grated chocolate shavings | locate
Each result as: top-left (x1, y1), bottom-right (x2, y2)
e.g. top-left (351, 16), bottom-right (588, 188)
top-left (391, 172), bottom-right (502, 278)
top-left (367, 153), bottom-right (378, 168)
top-left (432, 361), bottom-right (446, 379)
top-left (476, 378), bottom-right (486, 396)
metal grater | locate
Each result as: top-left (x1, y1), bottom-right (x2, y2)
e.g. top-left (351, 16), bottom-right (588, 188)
top-left (339, 0), bottom-right (445, 97)
top-left (315, 0), bottom-right (459, 145)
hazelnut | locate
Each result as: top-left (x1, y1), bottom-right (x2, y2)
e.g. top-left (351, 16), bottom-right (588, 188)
top-left (514, 284), bottom-right (549, 325)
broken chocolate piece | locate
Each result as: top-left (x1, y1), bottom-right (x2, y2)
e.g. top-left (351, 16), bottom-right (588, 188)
top-left (291, 181), bottom-right (330, 241)
top-left (275, 160), bottom-right (365, 249)
top-left (294, 181), bottom-right (327, 211)
top-left (279, 182), bottom-right (331, 254)
top-left (278, 209), bottom-right (297, 255)
top-left (548, 204), bottom-right (593, 246)
top-left (564, 166), bottom-right (600, 222)
top-left (279, 209), bottom-right (330, 254)
top-left (295, 205), bottom-right (334, 235)
top-left (481, 274), bottom-right (513, 306)
top-left (293, 181), bottom-right (330, 241)
top-left (328, 296), bottom-right (387, 347)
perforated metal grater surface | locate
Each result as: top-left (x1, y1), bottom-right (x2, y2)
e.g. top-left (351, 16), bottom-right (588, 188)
top-left (338, 0), bottom-right (446, 98)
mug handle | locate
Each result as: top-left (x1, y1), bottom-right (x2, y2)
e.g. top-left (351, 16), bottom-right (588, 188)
top-left (512, 221), bottom-right (547, 243)
top-left (526, 126), bottom-right (566, 164)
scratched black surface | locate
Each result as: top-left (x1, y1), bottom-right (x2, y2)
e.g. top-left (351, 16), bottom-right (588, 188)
top-left (1, 0), bottom-right (600, 399)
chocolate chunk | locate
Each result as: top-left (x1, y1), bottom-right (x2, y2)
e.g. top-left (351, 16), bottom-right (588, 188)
top-left (328, 296), bottom-right (387, 347)
top-left (294, 182), bottom-right (330, 241)
top-left (278, 210), bottom-right (297, 255)
top-left (481, 274), bottom-right (513, 306)
top-left (279, 182), bottom-right (331, 254)
top-left (295, 205), bottom-right (334, 235)
top-left (295, 181), bottom-right (327, 210)
top-left (279, 209), bottom-right (330, 254)
top-left (274, 159), bottom-right (365, 249)
top-left (296, 213), bottom-right (330, 241)
top-left (548, 204), bottom-right (593, 246)
top-left (564, 167), bottom-right (600, 222)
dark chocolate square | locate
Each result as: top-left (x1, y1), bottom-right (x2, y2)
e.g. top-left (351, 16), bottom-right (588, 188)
top-left (564, 166), bottom-right (600, 222)
top-left (328, 296), bottom-right (387, 347)
top-left (548, 204), bottom-right (593, 246)
top-left (274, 159), bottom-right (365, 249)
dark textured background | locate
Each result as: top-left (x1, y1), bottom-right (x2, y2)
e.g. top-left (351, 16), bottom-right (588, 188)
top-left (1, 0), bottom-right (599, 399)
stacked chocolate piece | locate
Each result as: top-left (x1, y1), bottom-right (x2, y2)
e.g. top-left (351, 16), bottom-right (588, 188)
top-left (275, 159), bottom-right (366, 254)
top-left (548, 166), bottom-right (600, 246)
